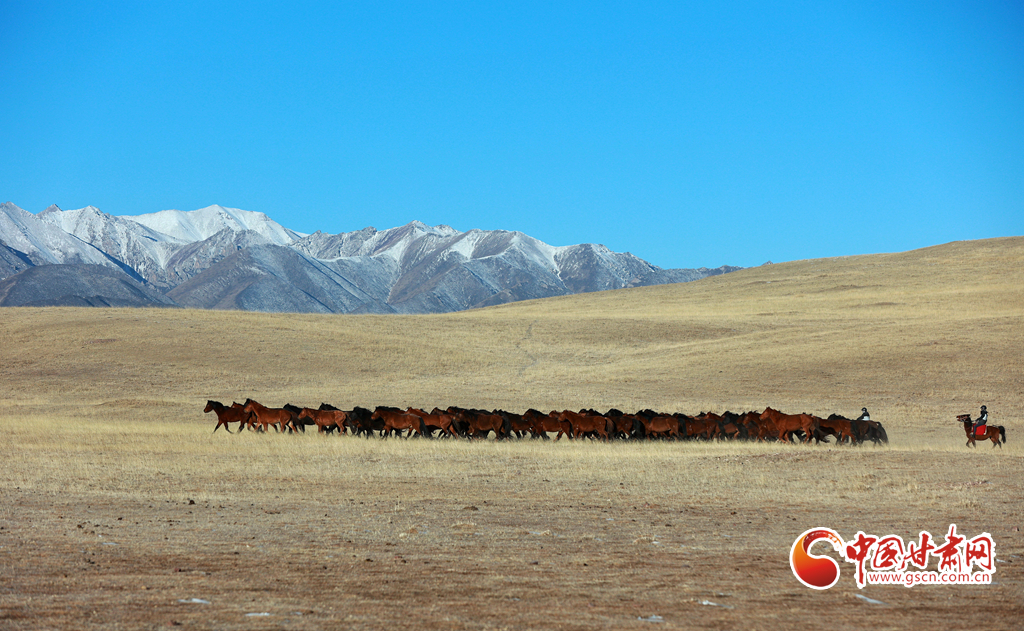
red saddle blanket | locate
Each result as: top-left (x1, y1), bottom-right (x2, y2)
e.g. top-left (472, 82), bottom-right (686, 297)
top-left (975, 425), bottom-right (988, 436)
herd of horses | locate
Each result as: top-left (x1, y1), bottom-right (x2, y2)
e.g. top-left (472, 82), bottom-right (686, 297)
top-left (203, 400), bottom-right (890, 445)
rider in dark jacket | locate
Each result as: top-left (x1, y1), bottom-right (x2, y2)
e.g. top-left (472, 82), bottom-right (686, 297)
top-left (857, 408), bottom-right (870, 422)
top-left (973, 405), bottom-right (988, 434)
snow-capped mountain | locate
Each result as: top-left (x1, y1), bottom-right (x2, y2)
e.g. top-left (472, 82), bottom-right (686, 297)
top-left (0, 202), bottom-right (741, 313)
top-left (129, 205), bottom-right (304, 245)
top-left (0, 202), bottom-right (122, 270)
top-left (37, 204), bottom-right (184, 288)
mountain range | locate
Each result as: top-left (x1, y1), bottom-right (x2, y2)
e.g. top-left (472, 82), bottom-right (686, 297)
top-left (0, 202), bottom-right (740, 313)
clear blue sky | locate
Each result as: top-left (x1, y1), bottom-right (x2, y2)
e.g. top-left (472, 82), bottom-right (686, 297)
top-left (2, 1), bottom-right (1021, 268)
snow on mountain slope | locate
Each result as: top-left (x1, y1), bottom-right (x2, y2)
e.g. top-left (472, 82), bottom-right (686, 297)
top-left (0, 202), bottom-right (119, 267)
top-left (1, 201), bottom-right (742, 313)
top-left (37, 205), bottom-right (184, 277)
top-left (127, 205), bottom-right (305, 245)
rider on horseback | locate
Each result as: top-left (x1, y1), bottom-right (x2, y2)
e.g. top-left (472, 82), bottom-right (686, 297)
top-left (857, 408), bottom-right (870, 422)
top-left (973, 405), bottom-right (988, 435)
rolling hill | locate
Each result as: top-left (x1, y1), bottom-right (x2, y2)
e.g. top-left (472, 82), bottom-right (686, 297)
top-left (2, 235), bottom-right (1020, 430)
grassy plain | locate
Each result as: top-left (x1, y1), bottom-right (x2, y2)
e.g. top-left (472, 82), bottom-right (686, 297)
top-left (1, 236), bottom-right (1022, 629)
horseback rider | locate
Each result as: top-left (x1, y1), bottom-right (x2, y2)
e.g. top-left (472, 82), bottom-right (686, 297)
top-left (857, 408), bottom-right (870, 422)
top-left (973, 405), bottom-right (988, 435)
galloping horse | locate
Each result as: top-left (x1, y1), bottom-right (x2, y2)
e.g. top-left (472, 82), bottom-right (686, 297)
top-left (500, 411), bottom-right (534, 439)
top-left (407, 408), bottom-right (458, 438)
top-left (557, 410), bottom-right (611, 441)
top-left (297, 408), bottom-right (348, 434)
top-left (522, 409), bottom-right (570, 440)
top-left (759, 407), bottom-right (819, 443)
top-left (455, 410), bottom-right (511, 439)
top-left (204, 400), bottom-right (252, 433)
top-left (613, 414), bottom-right (645, 440)
top-left (686, 414), bottom-right (722, 440)
top-left (243, 399), bottom-right (298, 433)
top-left (371, 408), bottom-right (426, 439)
top-left (815, 415), bottom-right (858, 445)
top-left (958, 414), bottom-right (1006, 448)
top-left (637, 415), bottom-right (680, 440)
top-left (717, 412), bottom-right (750, 441)
top-left (846, 417), bottom-right (888, 445)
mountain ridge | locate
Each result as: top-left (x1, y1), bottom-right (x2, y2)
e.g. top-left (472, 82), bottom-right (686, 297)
top-left (0, 202), bottom-right (741, 313)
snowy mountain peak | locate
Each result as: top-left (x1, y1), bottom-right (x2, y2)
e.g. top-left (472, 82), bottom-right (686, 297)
top-left (403, 220), bottom-right (461, 238)
top-left (1, 201), bottom-right (742, 314)
top-left (0, 202), bottom-right (115, 267)
top-left (127, 205), bottom-right (305, 245)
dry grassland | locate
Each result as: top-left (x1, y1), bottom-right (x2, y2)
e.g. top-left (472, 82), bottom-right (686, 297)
top-left (1, 236), bottom-right (1022, 629)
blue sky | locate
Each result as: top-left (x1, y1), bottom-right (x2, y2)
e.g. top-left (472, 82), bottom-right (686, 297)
top-left (2, 1), bottom-right (1021, 268)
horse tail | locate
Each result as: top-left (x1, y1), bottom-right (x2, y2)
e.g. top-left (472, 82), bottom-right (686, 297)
top-left (503, 414), bottom-right (512, 439)
top-left (1000, 426), bottom-right (1006, 444)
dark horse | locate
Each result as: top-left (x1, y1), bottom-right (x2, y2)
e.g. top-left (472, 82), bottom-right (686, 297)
top-left (204, 400), bottom-right (252, 433)
top-left (958, 414), bottom-right (1006, 448)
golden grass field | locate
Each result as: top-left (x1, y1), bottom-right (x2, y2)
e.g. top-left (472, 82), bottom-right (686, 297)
top-left (1, 236), bottom-right (1022, 629)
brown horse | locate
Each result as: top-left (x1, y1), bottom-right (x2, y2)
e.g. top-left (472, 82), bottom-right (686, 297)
top-left (298, 408), bottom-right (348, 434)
top-left (454, 410), bottom-right (510, 439)
top-left (557, 410), bottom-right (611, 441)
top-left (716, 412), bottom-right (749, 441)
top-left (204, 400), bottom-right (252, 433)
top-left (734, 411), bottom-right (762, 440)
top-left (407, 408), bottom-right (458, 438)
top-left (614, 414), bottom-right (645, 440)
top-left (637, 415), bottom-right (680, 440)
top-left (959, 414), bottom-right (1006, 448)
top-left (814, 415), bottom-right (858, 445)
top-left (686, 414), bottom-right (722, 440)
top-left (521, 409), bottom-right (570, 440)
top-left (759, 407), bottom-right (819, 443)
top-left (500, 411), bottom-right (534, 439)
top-left (856, 419), bottom-right (888, 445)
top-left (243, 399), bottom-right (298, 433)
top-left (371, 408), bottom-right (426, 439)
